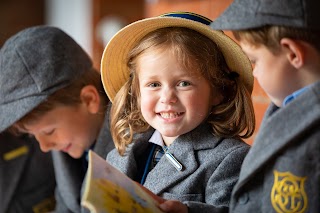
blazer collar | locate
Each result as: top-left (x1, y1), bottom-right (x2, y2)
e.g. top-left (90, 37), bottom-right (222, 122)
top-left (234, 83), bottom-right (320, 192)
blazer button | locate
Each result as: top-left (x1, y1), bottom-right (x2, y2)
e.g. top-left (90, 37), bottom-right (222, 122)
top-left (237, 193), bottom-right (249, 204)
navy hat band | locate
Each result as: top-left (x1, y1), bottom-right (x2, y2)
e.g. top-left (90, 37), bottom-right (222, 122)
top-left (161, 12), bottom-right (212, 26)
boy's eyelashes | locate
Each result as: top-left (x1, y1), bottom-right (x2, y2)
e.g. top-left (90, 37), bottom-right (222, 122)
top-left (43, 129), bottom-right (55, 135)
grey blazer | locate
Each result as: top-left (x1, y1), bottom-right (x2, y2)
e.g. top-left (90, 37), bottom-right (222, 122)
top-left (107, 123), bottom-right (250, 213)
top-left (230, 81), bottom-right (320, 213)
top-left (0, 132), bottom-right (56, 213)
top-left (53, 110), bottom-right (115, 213)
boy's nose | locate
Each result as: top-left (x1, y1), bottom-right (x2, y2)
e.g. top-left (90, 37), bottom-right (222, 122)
top-left (36, 136), bottom-right (55, 152)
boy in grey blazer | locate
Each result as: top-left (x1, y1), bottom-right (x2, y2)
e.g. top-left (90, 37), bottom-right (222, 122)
top-left (210, 0), bottom-right (320, 212)
top-left (0, 132), bottom-right (56, 213)
top-left (0, 26), bottom-right (114, 213)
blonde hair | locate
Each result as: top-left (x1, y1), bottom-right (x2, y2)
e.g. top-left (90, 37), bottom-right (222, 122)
top-left (10, 68), bottom-right (108, 134)
top-left (111, 27), bottom-right (255, 155)
top-left (233, 25), bottom-right (320, 54)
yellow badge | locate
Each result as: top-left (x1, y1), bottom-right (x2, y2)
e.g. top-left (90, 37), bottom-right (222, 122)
top-left (271, 170), bottom-right (308, 213)
top-left (3, 145), bottom-right (29, 161)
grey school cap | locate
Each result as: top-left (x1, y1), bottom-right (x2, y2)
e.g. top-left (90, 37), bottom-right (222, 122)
top-left (0, 26), bottom-right (92, 132)
top-left (210, 0), bottom-right (320, 30)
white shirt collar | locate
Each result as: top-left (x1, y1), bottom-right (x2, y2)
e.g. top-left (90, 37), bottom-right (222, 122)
top-left (148, 130), bottom-right (164, 146)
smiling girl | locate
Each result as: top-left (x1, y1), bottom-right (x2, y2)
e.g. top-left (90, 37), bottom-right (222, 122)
top-left (101, 12), bottom-right (255, 212)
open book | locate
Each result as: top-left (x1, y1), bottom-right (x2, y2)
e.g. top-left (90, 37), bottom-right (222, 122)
top-left (81, 150), bottom-right (164, 213)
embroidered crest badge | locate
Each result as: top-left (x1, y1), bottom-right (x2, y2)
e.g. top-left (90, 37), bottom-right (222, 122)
top-left (271, 170), bottom-right (308, 213)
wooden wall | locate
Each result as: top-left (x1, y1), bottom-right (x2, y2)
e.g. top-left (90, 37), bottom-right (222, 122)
top-left (0, 0), bottom-right (44, 47)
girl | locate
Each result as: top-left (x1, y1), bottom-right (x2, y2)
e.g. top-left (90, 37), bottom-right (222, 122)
top-left (101, 12), bottom-right (255, 212)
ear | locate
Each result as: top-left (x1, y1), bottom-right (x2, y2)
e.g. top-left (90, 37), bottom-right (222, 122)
top-left (80, 85), bottom-right (101, 114)
top-left (280, 38), bottom-right (305, 69)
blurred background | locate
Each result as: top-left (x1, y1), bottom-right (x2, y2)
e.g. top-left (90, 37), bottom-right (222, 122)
top-left (0, 0), bottom-right (270, 144)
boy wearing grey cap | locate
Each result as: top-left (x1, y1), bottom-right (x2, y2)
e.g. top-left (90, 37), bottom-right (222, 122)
top-left (0, 26), bottom-right (114, 213)
top-left (208, 0), bottom-right (320, 212)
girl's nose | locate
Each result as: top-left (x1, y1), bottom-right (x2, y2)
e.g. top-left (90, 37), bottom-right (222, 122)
top-left (160, 88), bottom-right (177, 104)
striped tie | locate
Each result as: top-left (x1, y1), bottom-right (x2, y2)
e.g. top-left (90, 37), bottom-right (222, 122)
top-left (151, 145), bottom-right (164, 169)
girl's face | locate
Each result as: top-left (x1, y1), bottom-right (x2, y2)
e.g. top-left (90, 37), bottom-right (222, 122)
top-left (23, 86), bottom-right (102, 159)
top-left (137, 48), bottom-right (219, 146)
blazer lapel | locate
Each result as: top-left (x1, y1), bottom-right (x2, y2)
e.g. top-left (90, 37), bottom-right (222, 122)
top-left (144, 123), bottom-right (215, 195)
top-left (52, 151), bottom-right (85, 213)
top-left (143, 139), bottom-right (198, 195)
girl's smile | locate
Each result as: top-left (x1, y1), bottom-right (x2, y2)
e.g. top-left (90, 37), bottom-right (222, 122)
top-left (157, 111), bottom-right (185, 124)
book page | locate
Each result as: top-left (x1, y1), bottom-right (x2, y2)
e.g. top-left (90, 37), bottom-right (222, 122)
top-left (81, 150), bottom-right (163, 213)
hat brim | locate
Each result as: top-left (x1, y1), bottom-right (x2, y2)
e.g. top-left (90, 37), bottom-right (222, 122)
top-left (0, 95), bottom-right (47, 132)
top-left (101, 16), bottom-right (253, 102)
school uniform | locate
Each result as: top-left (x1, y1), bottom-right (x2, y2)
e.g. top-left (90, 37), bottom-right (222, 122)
top-left (0, 132), bottom-right (56, 213)
top-left (53, 111), bottom-right (115, 213)
top-left (107, 123), bottom-right (250, 213)
top-left (230, 81), bottom-right (320, 213)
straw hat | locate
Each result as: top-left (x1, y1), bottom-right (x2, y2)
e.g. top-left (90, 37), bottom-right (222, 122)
top-left (101, 12), bottom-right (253, 102)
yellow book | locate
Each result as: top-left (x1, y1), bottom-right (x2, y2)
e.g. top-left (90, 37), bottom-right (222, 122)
top-left (81, 150), bottom-right (164, 213)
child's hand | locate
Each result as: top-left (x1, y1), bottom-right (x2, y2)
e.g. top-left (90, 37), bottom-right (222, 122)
top-left (159, 200), bottom-right (188, 213)
top-left (135, 182), bottom-right (188, 213)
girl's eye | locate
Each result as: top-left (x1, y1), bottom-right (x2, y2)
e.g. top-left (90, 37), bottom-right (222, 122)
top-left (148, 82), bottom-right (160, 87)
top-left (178, 81), bottom-right (191, 87)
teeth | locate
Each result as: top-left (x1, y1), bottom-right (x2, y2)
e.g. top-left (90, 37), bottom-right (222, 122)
top-left (160, 112), bottom-right (181, 118)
